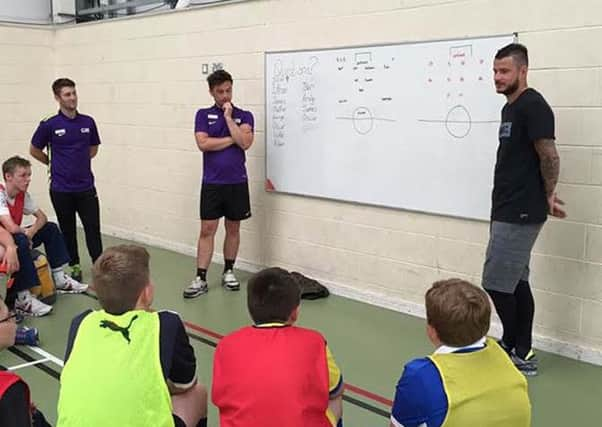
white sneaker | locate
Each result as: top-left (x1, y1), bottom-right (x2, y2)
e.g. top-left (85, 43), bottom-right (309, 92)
top-left (55, 271), bottom-right (89, 294)
top-left (183, 276), bottom-right (208, 299)
top-left (15, 291), bottom-right (53, 317)
top-left (222, 270), bottom-right (240, 291)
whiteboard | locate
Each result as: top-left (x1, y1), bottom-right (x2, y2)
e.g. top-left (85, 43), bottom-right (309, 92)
top-left (265, 35), bottom-right (514, 221)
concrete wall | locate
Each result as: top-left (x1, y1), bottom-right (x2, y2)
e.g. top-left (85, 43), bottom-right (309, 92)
top-left (0, 25), bottom-right (55, 208)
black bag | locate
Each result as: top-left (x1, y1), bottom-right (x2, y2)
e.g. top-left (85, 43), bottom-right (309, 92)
top-left (290, 272), bottom-right (330, 300)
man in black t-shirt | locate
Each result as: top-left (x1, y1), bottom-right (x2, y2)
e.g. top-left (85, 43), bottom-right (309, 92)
top-left (482, 43), bottom-right (566, 377)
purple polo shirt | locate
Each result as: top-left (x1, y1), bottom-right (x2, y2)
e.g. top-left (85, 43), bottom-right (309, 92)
top-left (195, 104), bottom-right (254, 184)
top-left (31, 111), bottom-right (101, 192)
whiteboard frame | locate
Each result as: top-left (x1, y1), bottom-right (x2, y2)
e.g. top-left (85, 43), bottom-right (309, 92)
top-left (263, 33), bottom-right (518, 222)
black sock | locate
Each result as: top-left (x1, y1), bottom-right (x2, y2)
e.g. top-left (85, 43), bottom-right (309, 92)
top-left (514, 280), bottom-right (535, 359)
top-left (224, 259), bottom-right (235, 273)
top-left (197, 418), bottom-right (207, 427)
top-left (196, 268), bottom-right (207, 281)
top-left (486, 288), bottom-right (518, 351)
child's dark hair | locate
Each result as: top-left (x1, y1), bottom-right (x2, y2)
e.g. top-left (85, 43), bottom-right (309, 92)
top-left (247, 268), bottom-right (301, 324)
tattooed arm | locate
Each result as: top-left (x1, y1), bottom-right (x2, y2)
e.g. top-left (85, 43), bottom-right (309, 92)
top-left (534, 139), bottom-right (565, 218)
top-left (534, 138), bottom-right (559, 195)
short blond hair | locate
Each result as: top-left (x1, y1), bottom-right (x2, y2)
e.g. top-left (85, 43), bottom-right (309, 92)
top-left (92, 245), bottom-right (150, 315)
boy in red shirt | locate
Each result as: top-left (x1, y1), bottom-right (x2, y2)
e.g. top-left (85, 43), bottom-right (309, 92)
top-left (212, 267), bottom-right (344, 427)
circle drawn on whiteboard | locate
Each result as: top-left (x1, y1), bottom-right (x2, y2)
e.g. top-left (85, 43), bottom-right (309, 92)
top-left (352, 107), bottom-right (374, 135)
top-left (335, 108), bottom-right (395, 134)
top-left (445, 105), bottom-right (472, 139)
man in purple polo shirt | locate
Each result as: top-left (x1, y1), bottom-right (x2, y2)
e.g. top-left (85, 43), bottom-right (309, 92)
top-left (29, 78), bottom-right (103, 282)
top-left (183, 70), bottom-right (254, 298)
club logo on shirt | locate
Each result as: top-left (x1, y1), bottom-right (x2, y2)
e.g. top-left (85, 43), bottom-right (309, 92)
top-left (499, 122), bottom-right (512, 139)
top-left (54, 129), bottom-right (66, 136)
top-left (80, 127), bottom-right (90, 133)
top-left (234, 118), bottom-right (242, 124)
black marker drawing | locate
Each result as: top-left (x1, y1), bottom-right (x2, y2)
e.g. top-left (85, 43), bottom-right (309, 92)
top-left (418, 105), bottom-right (498, 139)
top-left (336, 106), bottom-right (396, 135)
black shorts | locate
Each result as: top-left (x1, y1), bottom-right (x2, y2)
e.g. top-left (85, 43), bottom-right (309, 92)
top-left (173, 414), bottom-right (186, 427)
top-left (200, 182), bottom-right (251, 221)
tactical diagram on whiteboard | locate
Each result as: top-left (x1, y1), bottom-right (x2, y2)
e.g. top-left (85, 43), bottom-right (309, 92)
top-left (418, 43), bottom-right (499, 139)
top-left (265, 34), bottom-right (514, 221)
top-left (333, 51), bottom-right (397, 135)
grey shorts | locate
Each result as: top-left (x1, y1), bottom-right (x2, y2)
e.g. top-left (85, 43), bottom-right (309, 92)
top-left (482, 221), bottom-right (543, 293)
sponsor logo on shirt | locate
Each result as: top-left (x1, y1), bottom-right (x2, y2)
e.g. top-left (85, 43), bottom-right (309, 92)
top-left (81, 127), bottom-right (90, 133)
top-left (208, 121), bottom-right (216, 125)
top-left (234, 118), bottom-right (242, 124)
top-left (499, 122), bottom-right (512, 139)
top-left (54, 129), bottom-right (66, 136)
top-left (208, 114), bottom-right (218, 119)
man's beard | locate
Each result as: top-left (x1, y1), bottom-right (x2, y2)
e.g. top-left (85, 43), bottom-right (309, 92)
top-left (499, 78), bottom-right (520, 96)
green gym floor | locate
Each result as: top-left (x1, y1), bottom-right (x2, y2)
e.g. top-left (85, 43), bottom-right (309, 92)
top-left (1, 234), bottom-right (601, 426)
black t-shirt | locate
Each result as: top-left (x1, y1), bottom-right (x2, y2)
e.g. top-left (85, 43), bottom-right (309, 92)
top-left (491, 88), bottom-right (555, 223)
top-left (65, 310), bottom-right (196, 387)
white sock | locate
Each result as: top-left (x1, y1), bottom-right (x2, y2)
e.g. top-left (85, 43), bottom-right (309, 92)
top-left (52, 268), bottom-right (67, 287)
top-left (17, 290), bottom-right (31, 300)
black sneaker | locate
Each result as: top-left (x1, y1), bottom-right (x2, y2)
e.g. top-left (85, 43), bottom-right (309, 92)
top-left (511, 350), bottom-right (538, 376)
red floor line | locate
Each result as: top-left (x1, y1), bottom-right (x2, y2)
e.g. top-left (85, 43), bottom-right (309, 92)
top-left (183, 320), bottom-right (393, 408)
top-left (344, 384), bottom-right (393, 407)
top-left (184, 321), bottom-right (224, 340)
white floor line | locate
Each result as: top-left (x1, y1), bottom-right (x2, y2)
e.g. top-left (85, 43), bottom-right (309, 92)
top-left (8, 358), bottom-right (50, 371)
top-left (27, 346), bottom-right (64, 368)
